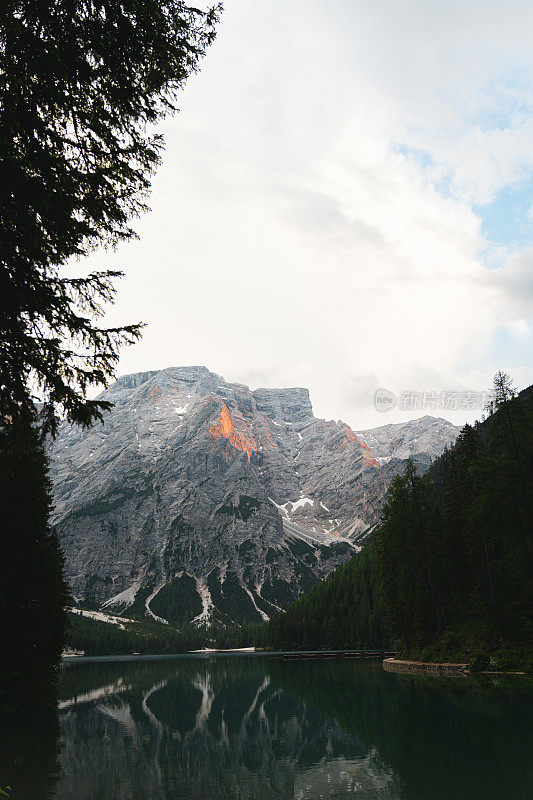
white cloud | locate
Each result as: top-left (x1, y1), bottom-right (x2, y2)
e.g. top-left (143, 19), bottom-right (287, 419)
top-left (504, 318), bottom-right (529, 337)
top-left (77, 0), bottom-right (533, 428)
top-left (486, 247), bottom-right (533, 316)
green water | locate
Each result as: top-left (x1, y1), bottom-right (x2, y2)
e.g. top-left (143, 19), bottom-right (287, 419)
top-left (1, 655), bottom-right (532, 799)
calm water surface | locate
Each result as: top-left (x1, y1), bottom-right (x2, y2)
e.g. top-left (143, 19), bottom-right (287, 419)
top-left (1, 654), bottom-right (532, 800)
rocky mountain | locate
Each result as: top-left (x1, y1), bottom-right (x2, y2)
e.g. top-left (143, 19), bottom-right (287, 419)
top-left (49, 366), bottom-right (460, 626)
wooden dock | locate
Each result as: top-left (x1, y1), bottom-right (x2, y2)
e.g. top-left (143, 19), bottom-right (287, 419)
top-left (282, 650), bottom-right (395, 661)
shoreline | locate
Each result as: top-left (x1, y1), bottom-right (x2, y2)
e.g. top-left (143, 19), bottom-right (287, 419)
top-left (61, 648), bottom-right (391, 664)
top-left (383, 657), bottom-right (469, 676)
top-left (62, 645), bottom-right (257, 660)
top-left (382, 657), bottom-right (532, 677)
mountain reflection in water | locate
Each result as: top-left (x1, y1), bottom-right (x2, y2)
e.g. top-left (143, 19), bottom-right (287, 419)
top-left (2, 655), bottom-right (532, 800)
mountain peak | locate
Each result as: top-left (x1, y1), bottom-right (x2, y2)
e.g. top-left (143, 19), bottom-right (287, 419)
top-left (49, 366), bottom-right (461, 626)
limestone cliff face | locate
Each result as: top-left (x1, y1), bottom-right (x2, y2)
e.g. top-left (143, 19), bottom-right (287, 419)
top-left (49, 366), bottom-right (460, 625)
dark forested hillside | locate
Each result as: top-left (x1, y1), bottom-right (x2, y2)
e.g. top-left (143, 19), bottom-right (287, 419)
top-left (378, 377), bottom-right (533, 668)
top-left (266, 540), bottom-right (389, 651)
top-left (266, 377), bottom-right (533, 669)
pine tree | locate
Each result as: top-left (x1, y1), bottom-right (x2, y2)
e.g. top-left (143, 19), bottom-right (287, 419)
top-left (1, 1), bottom-right (220, 432)
top-left (0, 414), bottom-right (70, 699)
top-left (0, 2), bottom-right (220, 698)
top-left (377, 376), bottom-right (533, 663)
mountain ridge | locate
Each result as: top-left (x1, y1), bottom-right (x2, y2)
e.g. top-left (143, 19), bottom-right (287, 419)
top-left (49, 366), bottom-right (461, 626)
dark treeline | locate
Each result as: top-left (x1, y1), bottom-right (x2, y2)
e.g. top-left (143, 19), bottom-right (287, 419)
top-left (378, 376), bottom-right (532, 668)
top-left (267, 539), bottom-right (389, 651)
top-left (212, 622), bottom-right (266, 650)
top-left (266, 376), bottom-right (532, 669)
top-left (67, 612), bottom-right (265, 656)
top-left (67, 613), bottom-right (204, 656)
top-left (0, 417), bottom-right (70, 704)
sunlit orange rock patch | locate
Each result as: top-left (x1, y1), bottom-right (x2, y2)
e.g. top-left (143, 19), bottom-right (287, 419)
top-left (342, 424), bottom-right (379, 468)
top-left (210, 402), bottom-right (257, 462)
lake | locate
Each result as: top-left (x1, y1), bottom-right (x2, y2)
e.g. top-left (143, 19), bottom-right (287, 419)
top-left (1, 654), bottom-right (532, 799)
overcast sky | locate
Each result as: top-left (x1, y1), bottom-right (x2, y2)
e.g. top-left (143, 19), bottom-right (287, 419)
top-left (81, 0), bottom-right (533, 429)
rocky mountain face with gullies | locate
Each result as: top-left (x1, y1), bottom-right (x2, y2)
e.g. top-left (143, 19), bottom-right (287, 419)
top-left (49, 366), bottom-right (461, 626)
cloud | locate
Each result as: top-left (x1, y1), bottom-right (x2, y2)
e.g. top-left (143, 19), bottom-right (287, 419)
top-left (341, 372), bottom-right (382, 417)
top-left (504, 318), bottom-right (529, 337)
top-left (486, 247), bottom-right (533, 316)
top-left (75, 0), bottom-right (533, 429)
top-left (276, 187), bottom-right (385, 247)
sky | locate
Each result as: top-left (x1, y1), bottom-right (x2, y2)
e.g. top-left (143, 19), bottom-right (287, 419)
top-left (80, 0), bottom-right (533, 429)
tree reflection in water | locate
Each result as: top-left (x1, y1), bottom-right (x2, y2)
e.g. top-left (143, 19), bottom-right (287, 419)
top-left (0, 685), bottom-right (61, 800)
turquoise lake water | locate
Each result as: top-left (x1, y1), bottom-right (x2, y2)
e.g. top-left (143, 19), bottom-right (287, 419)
top-left (2, 654), bottom-right (532, 799)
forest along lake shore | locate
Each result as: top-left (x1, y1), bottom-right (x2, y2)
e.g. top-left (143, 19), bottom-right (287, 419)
top-left (60, 649), bottom-right (396, 664)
